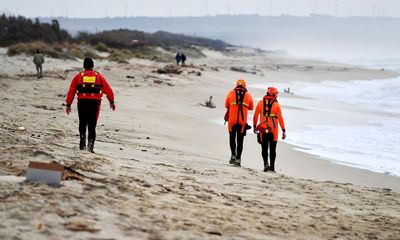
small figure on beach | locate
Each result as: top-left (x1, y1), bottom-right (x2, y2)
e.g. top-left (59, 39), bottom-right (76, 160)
top-left (175, 52), bottom-right (181, 66)
top-left (175, 52), bottom-right (187, 66)
top-left (33, 49), bottom-right (44, 78)
top-left (181, 53), bottom-right (187, 66)
top-left (65, 58), bottom-right (116, 153)
top-left (253, 87), bottom-right (286, 172)
top-left (224, 79), bottom-right (254, 166)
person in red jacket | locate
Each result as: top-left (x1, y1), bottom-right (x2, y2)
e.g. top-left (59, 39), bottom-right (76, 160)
top-left (66, 58), bottom-right (115, 152)
top-left (253, 87), bottom-right (286, 172)
top-left (224, 79), bottom-right (254, 166)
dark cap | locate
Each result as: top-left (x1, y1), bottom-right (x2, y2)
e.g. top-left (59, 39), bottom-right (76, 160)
top-left (83, 58), bottom-right (94, 70)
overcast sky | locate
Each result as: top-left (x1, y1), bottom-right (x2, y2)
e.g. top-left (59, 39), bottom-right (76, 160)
top-left (1, 0), bottom-right (399, 18)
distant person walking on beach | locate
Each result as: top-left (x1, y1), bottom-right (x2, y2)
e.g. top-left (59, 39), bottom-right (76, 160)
top-left (33, 49), bottom-right (44, 78)
top-left (253, 87), bottom-right (286, 172)
top-left (181, 53), bottom-right (187, 66)
top-left (65, 58), bottom-right (115, 153)
top-left (175, 52), bottom-right (181, 66)
top-left (224, 79), bottom-right (254, 166)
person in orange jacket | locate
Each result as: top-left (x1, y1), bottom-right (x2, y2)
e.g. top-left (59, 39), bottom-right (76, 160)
top-left (65, 58), bottom-right (115, 153)
top-left (224, 79), bottom-right (254, 166)
top-left (253, 87), bottom-right (286, 172)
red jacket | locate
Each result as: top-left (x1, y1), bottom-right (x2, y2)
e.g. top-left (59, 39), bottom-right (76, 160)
top-left (66, 70), bottom-right (114, 106)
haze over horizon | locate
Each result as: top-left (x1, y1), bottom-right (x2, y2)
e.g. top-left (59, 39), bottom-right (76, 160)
top-left (1, 0), bottom-right (400, 18)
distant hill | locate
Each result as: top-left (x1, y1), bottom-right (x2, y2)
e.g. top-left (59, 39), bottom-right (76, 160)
top-left (76, 29), bottom-right (231, 51)
top-left (40, 15), bottom-right (400, 59)
top-left (2, 15), bottom-right (235, 63)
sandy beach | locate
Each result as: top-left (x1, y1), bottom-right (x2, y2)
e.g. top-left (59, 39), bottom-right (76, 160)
top-left (1, 48), bottom-right (399, 239)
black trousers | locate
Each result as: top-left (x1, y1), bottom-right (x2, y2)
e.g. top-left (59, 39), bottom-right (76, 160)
top-left (229, 124), bottom-right (245, 159)
top-left (261, 133), bottom-right (277, 171)
top-left (35, 64), bottom-right (42, 78)
top-left (77, 100), bottom-right (100, 142)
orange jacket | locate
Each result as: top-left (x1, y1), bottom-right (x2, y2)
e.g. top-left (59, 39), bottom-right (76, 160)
top-left (253, 96), bottom-right (285, 141)
top-left (225, 87), bottom-right (254, 133)
top-left (66, 70), bottom-right (114, 106)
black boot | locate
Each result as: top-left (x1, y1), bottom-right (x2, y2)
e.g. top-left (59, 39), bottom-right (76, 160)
top-left (234, 158), bottom-right (241, 167)
top-left (263, 164), bottom-right (270, 172)
top-left (79, 135), bottom-right (86, 150)
top-left (87, 139), bottom-right (95, 153)
top-left (229, 155), bottom-right (236, 164)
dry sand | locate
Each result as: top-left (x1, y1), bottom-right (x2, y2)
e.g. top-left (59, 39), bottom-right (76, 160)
top-left (0, 48), bottom-right (399, 239)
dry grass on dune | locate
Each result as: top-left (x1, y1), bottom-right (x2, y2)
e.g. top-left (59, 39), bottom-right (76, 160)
top-left (7, 41), bottom-right (176, 64)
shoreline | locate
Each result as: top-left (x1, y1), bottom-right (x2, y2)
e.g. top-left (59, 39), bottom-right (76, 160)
top-left (279, 142), bottom-right (400, 192)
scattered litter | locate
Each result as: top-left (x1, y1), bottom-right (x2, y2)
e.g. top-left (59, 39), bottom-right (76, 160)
top-left (33, 105), bottom-right (57, 111)
top-left (199, 96), bottom-right (216, 108)
top-left (230, 66), bottom-right (257, 75)
top-left (63, 220), bottom-right (100, 233)
top-left (17, 126), bottom-right (25, 131)
top-left (284, 87), bottom-right (294, 95)
top-left (205, 230), bottom-right (223, 236)
top-left (187, 70), bottom-right (202, 76)
top-left (126, 75), bottom-right (135, 79)
top-left (155, 65), bottom-right (182, 74)
top-left (36, 223), bottom-right (44, 230)
top-left (56, 209), bottom-right (78, 218)
top-left (26, 161), bottom-right (64, 185)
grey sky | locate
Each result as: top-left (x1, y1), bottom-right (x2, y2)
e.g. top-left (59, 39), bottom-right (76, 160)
top-left (1, 0), bottom-right (399, 18)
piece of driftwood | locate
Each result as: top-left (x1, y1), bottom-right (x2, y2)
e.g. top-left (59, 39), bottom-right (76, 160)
top-left (156, 65), bottom-right (183, 74)
top-left (50, 161), bottom-right (86, 181)
top-left (230, 66), bottom-right (257, 74)
top-left (16, 68), bottom-right (82, 80)
top-left (200, 96), bottom-right (216, 108)
top-left (63, 221), bottom-right (100, 233)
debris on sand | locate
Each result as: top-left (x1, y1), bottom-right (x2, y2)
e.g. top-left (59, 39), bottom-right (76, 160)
top-left (15, 68), bottom-right (81, 80)
top-left (155, 65), bottom-right (183, 74)
top-left (145, 75), bottom-right (174, 86)
top-left (230, 66), bottom-right (257, 75)
top-left (63, 220), bottom-right (100, 233)
top-left (283, 87), bottom-right (294, 95)
top-left (26, 161), bottom-right (64, 185)
top-left (62, 164), bottom-right (86, 181)
top-left (126, 75), bottom-right (135, 79)
top-left (199, 96), bottom-right (216, 108)
top-left (188, 70), bottom-right (202, 76)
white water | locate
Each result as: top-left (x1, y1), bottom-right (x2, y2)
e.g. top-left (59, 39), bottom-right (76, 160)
top-left (294, 77), bottom-right (400, 114)
top-left (288, 121), bottom-right (400, 176)
top-left (249, 60), bottom-right (400, 176)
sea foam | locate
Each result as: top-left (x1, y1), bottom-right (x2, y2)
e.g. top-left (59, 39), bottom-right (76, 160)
top-left (249, 76), bottom-right (400, 176)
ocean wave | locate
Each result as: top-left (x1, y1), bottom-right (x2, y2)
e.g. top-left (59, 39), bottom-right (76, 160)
top-left (286, 121), bottom-right (400, 176)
